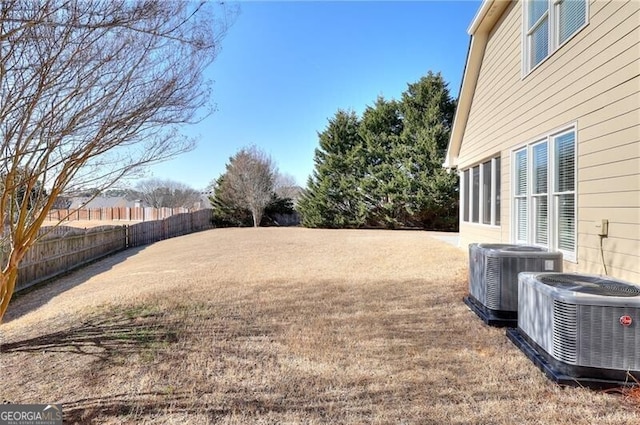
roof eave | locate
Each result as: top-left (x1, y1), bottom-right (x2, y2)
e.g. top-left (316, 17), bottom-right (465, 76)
top-left (444, 0), bottom-right (512, 170)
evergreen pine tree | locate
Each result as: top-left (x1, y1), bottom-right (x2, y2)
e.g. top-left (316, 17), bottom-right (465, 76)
top-left (298, 110), bottom-right (366, 228)
top-left (300, 72), bottom-right (458, 231)
top-left (399, 71), bottom-right (459, 230)
top-left (359, 97), bottom-right (408, 228)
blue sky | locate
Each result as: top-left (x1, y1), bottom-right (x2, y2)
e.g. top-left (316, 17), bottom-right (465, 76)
top-left (146, 0), bottom-right (481, 191)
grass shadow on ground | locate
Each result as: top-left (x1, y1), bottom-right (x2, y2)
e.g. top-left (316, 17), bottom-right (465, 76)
top-left (1, 306), bottom-right (177, 363)
top-left (4, 246), bottom-right (148, 324)
top-left (61, 392), bottom-right (206, 423)
top-left (60, 391), bottom-right (326, 423)
top-left (60, 389), bottom-right (389, 424)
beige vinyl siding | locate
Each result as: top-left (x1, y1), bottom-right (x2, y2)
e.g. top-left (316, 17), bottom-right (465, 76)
top-left (580, 141), bottom-right (639, 169)
top-left (580, 159), bottom-right (640, 189)
top-left (457, 0), bottom-right (640, 283)
top-left (460, 2), bottom-right (638, 164)
top-left (579, 208), bottom-right (640, 237)
top-left (579, 191), bottom-right (640, 209)
top-left (576, 238), bottom-right (640, 278)
top-left (459, 221), bottom-right (510, 251)
top-left (580, 122), bottom-right (638, 154)
top-left (579, 174), bottom-right (638, 194)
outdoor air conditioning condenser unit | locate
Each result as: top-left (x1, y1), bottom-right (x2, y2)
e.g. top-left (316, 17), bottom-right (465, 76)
top-left (465, 243), bottom-right (563, 326)
top-left (507, 272), bottom-right (640, 388)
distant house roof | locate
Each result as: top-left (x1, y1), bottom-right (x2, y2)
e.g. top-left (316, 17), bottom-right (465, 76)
top-left (444, 0), bottom-right (512, 169)
top-left (68, 196), bottom-right (141, 209)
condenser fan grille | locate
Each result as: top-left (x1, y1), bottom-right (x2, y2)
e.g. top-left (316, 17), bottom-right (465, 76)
top-left (539, 274), bottom-right (640, 297)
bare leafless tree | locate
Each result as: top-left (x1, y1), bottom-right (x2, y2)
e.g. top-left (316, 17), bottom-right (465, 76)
top-left (274, 172), bottom-right (301, 203)
top-left (0, 0), bottom-right (235, 322)
top-left (220, 146), bottom-right (276, 227)
top-left (132, 178), bottom-right (201, 209)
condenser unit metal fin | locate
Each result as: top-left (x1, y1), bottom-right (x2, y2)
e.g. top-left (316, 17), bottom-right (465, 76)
top-left (552, 300), bottom-right (578, 364)
top-left (485, 256), bottom-right (501, 309)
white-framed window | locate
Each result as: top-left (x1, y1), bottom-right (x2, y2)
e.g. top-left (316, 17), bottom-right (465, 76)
top-left (523, 0), bottom-right (588, 74)
top-left (512, 127), bottom-right (576, 260)
top-left (532, 141), bottom-right (548, 246)
top-left (514, 149), bottom-right (528, 242)
top-left (554, 131), bottom-right (577, 254)
top-left (461, 156), bottom-right (501, 226)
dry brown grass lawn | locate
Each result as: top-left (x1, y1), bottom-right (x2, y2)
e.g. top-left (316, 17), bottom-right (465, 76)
top-left (1, 228), bottom-right (638, 424)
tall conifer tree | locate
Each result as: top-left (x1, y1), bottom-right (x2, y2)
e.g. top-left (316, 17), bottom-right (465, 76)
top-left (298, 110), bottom-right (366, 228)
top-left (359, 97), bottom-right (408, 228)
top-left (299, 72), bottom-right (458, 230)
top-left (399, 71), bottom-right (458, 229)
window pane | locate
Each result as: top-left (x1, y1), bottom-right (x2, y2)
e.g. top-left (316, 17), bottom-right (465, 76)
top-left (528, 0), bottom-right (549, 28)
top-left (516, 198), bottom-right (528, 242)
top-left (530, 17), bottom-right (549, 67)
top-left (555, 132), bottom-right (575, 192)
top-left (534, 196), bottom-right (548, 245)
top-left (557, 193), bottom-right (575, 252)
top-left (482, 161), bottom-right (492, 224)
top-left (472, 166), bottom-right (480, 223)
top-left (495, 157), bottom-right (501, 225)
top-left (515, 150), bottom-right (528, 196)
top-left (463, 170), bottom-right (470, 222)
top-left (532, 142), bottom-right (548, 194)
top-left (558, 0), bottom-right (586, 44)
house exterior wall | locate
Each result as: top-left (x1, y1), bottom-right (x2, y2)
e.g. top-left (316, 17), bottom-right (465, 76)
top-left (457, 0), bottom-right (640, 283)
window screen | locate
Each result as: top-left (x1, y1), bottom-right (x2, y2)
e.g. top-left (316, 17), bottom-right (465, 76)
top-left (472, 166), bottom-right (480, 223)
top-left (558, 0), bottom-right (587, 45)
top-left (482, 161), bottom-right (492, 225)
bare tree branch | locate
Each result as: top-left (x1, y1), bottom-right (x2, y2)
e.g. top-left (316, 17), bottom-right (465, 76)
top-left (0, 0), bottom-right (237, 322)
top-left (274, 172), bottom-right (301, 202)
top-left (131, 178), bottom-right (201, 209)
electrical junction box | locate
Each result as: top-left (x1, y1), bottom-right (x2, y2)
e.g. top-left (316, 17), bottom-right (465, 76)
top-left (596, 219), bottom-right (609, 237)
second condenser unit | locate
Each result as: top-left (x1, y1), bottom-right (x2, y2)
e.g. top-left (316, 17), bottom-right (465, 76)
top-left (465, 243), bottom-right (563, 326)
top-left (507, 272), bottom-right (640, 387)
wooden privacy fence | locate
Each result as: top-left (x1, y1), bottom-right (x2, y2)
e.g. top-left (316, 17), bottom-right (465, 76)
top-left (47, 206), bottom-right (191, 222)
top-left (5, 209), bottom-right (214, 293)
top-left (10, 225), bottom-right (127, 292)
top-left (127, 209), bottom-right (214, 247)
